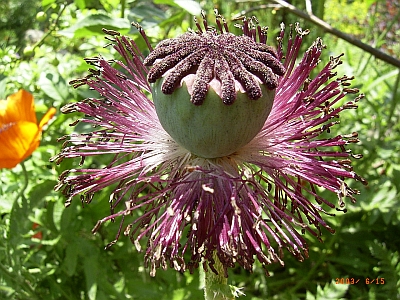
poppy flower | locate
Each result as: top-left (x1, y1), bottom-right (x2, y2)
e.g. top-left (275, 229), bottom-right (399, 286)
top-left (0, 90), bottom-right (56, 169)
top-left (53, 13), bottom-right (367, 277)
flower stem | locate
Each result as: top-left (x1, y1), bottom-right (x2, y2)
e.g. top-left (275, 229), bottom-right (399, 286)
top-left (15, 161), bottom-right (29, 201)
top-left (203, 253), bottom-right (234, 300)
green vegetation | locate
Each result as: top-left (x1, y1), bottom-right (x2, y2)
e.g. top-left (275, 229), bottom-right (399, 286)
top-left (1, 0), bottom-right (399, 299)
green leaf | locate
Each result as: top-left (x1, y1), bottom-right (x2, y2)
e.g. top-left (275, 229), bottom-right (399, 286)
top-left (8, 195), bottom-right (30, 247)
top-left (0, 77), bottom-right (6, 99)
top-left (38, 72), bottom-right (69, 103)
top-left (127, 3), bottom-right (166, 30)
top-left (63, 241), bottom-right (79, 276)
top-left (74, 0), bottom-right (86, 10)
top-left (360, 182), bottom-right (398, 224)
top-left (173, 0), bottom-right (201, 15)
top-left (0, 195), bottom-right (14, 214)
top-left (42, 0), bottom-right (56, 7)
top-left (153, 0), bottom-right (175, 5)
top-left (172, 288), bottom-right (185, 300)
top-left (307, 280), bottom-right (348, 300)
top-left (44, 200), bottom-right (59, 234)
top-left (58, 13), bottom-right (131, 38)
top-left (100, 0), bottom-right (120, 12)
top-left (154, 0), bottom-right (201, 15)
top-left (84, 254), bottom-right (99, 300)
top-left (368, 241), bottom-right (400, 299)
top-left (28, 180), bottom-right (57, 209)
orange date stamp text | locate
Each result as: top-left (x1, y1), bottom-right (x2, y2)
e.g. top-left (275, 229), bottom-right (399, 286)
top-left (335, 278), bottom-right (385, 285)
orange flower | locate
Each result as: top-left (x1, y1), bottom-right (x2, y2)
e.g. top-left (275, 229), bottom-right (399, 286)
top-left (0, 90), bottom-right (56, 169)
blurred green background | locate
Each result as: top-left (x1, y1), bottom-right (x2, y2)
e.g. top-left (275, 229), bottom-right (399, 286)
top-left (1, 0), bottom-right (399, 299)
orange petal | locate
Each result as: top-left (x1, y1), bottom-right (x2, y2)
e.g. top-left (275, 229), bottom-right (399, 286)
top-left (0, 90), bottom-right (37, 125)
top-left (39, 107), bottom-right (57, 128)
top-left (0, 121), bottom-right (40, 169)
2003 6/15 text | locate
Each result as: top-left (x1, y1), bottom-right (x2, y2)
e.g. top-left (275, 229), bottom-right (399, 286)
top-left (335, 278), bottom-right (385, 285)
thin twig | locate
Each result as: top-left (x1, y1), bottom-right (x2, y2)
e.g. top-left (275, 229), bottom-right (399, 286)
top-left (271, 0), bottom-right (400, 68)
top-left (241, 0), bottom-right (400, 69)
top-left (32, 3), bottom-right (68, 50)
top-left (305, 0), bottom-right (313, 15)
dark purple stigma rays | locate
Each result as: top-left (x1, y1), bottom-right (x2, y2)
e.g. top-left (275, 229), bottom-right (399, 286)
top-left (143, 12), bottom-right (286, 105)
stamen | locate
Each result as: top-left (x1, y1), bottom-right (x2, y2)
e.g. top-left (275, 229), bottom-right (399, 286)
top-left (132, 22), bottom-right (153, 51)
top-left (144, 13), bottom-right (286, 105)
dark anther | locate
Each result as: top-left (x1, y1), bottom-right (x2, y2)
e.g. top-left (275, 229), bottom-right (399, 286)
top-left (102, 28), bottom-right (121, 36)
top-left (144, 14), bottom-right (286, 105)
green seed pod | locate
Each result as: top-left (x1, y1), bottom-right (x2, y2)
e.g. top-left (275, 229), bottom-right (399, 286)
top-left (152, 79), bottom-right (275, 158)
top-left (145, 17), bottom-right (285, 159)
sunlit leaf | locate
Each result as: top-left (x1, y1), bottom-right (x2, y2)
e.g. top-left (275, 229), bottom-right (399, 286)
top-left (173, 0), bottom-right (201, 15)
top-left (38, 72), bottom-right (69, 103)
top-left (58, 13), bottom-right (131, 38)
top-left (306, 280), bottom-right (348, 300)
top-left (74, 0), bottom-right (86, 10)
top-left (42, 0), bottom-right (56, 7)
top-left (154, 0), bottom-right (201, 15)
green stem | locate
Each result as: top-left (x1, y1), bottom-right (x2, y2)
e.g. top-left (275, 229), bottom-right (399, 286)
top-left (120, 0), bottom-right (126, 18)
top-left (15, 161), bottom-right (29, 202)
top-left (203, 253), bottom-right (234, 300)
top-left (387, 69), bottom-right (400, 128)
